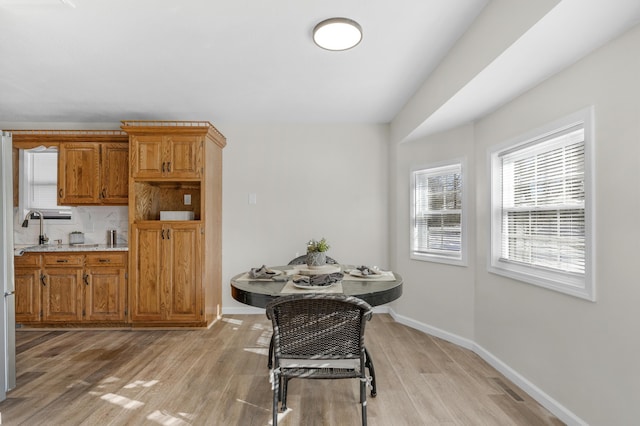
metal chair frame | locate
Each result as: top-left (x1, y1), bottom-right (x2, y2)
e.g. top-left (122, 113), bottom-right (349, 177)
top-left (266, 294), bottom-right (374, 426)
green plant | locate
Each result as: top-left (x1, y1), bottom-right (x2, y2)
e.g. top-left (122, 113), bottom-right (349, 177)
top-left (307, 238), bottom-right (330, 253)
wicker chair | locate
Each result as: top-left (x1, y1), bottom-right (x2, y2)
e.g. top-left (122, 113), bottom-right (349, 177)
top-left (287, 254), bottom-right (339, 265)
top-left (266, 294), bottom-right (373, 426)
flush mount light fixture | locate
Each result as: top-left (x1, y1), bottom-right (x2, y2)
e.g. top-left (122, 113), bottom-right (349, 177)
top-left (313, 17), bottom-right (362, 51)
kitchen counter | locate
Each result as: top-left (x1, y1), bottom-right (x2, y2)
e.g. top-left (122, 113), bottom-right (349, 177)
top-left (15, 244), bottom-right (128, 255)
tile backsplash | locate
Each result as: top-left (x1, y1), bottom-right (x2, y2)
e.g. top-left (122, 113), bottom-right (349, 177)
top-left (14, 206), bottom-right (128, 246)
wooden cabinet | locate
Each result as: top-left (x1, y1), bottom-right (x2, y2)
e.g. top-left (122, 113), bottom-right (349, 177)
top-left (58, 143), bottom-right (100, 205)
top-left (100, 143), bottom-right (129, 204)
top-left (15, 253), bottom-right (42, 323)
top-left (42, 254), bottom-right (84, 322)
top-left (130, 134), bottom-right (201, 179)
top-left (84, 253), bottom-right (127, 322)
top-left (58, 141), bottom-right (129, 205)
top-left (123, 120), bottom-right (226, 327)
top-left (11, 130), bottom-right (129, 207)
top-left (14, 251), bottom-right (128, 325)
top-left (130, 223), bottom-right (201, 322)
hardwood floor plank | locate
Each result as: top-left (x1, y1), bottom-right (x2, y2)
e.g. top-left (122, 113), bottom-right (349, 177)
top-left (0, 314), bottom-right (564, 425)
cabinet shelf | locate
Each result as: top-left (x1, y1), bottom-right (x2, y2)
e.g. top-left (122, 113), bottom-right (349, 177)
top-left (132, 181), bottom-right (200, 221)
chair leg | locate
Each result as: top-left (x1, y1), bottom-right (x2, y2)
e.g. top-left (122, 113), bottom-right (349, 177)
top-left (364, 347), bottom-right (377, 397)
top-left (282, 377), bottom-right (290, 410)
top-left (272, 373), bottom-right (279, 426)
top-left (268, 335), bottom-right (274, 369)
top-left (360, 375), bottom-right (368, 426)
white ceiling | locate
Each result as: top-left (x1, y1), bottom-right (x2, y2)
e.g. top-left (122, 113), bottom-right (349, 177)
top-left (1, 0), bottom-right (639, 130)
top-left (0, 0), bottom-right (487, 124)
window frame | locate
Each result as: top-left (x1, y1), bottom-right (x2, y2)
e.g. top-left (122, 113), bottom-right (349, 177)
top-left (19, 147), bottom-right (71, 221)
top-left (488, 108), bottom-right (595, 301)
top-left (410, 159), bottom-right (467, 266)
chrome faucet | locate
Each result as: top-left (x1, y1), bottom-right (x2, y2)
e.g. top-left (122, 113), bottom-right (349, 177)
top-left (21, 210), bottom-right (48, 245)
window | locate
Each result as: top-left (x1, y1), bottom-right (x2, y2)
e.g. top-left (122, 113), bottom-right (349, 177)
top-left (489, 108), bottom-right (594, 300)
top-left (19, 147), bottom-right (71, 220)
top-left (411, 161), bottom-right (466, 265)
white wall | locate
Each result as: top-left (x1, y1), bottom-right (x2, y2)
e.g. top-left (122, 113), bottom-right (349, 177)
top-left (391, 20), bottom-right (640, 426)
top-left (393, 124), bottom-right (476, 340)
top-left (472, 23), bottom-right (640, 425)
top-left (219, 123), bottom-right (391, 313)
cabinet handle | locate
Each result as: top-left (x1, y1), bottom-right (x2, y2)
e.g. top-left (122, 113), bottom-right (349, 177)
top-left (98, 259), bottom-right (110, 263)
top-left (161, 229), bottom-right (165, 239)
top-left (56, 259), bottom-right (69, 263)
top-left (84, 274), bottom-right (89, 286)
top-left (59, 188), bottom-right (63, 198)
top-left (167, 162), bottom-right (171, 172)
top-left (162, 162), bottom-right (166, 173)
top-left (166, 229), bottom-right (170, 239)
top-left (40, 274), bottom-right (46, 287)
top-left (101, 189), bottom-right (106, 199)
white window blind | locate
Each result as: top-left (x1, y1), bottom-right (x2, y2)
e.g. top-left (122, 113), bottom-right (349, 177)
top-left (499, 126), bottom-right (585, 274)
top-left (490, 108), bottom-right (595, 300)
top-left (412, 163), bottom-right (462, 262)
top-left (29, 151), bottom-right (59, 209)
top-left (20, 147), bottom-right (71, 219)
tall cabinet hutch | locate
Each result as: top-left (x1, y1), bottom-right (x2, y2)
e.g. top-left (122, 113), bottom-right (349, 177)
top-left (121, 121), bottom-right (226, 327)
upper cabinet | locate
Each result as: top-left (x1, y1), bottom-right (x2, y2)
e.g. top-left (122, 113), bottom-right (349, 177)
top-left (99, 143), bottom-right (129, 203)
top-left (12, 130), bottom-right (129, 206)
top-left (59, 141), bottom-right (129, 205)
top-left (58, 142), bottom-right (100, 204)
top-left (129, 134), bottom-right (202, 179)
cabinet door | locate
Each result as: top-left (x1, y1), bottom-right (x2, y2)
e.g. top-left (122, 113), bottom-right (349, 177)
top-left (165, 223), bottom-right (202, 321)
top-left (130, 224), bottom-right (164, 321)
top-left (15, 268), bottom-right (41, 323)
top-left (130, 135), bottom-right (164, 178)
top-left (42, 267), bottom-right (83, 322)
top-left (58, 143), bottom-right (101, 204)
top-left (164, 135), bottom-right (202, 179)
top-left (100, 143), bottom-right (129, 204)
top-left (85, 267), bottom-right (126, 321)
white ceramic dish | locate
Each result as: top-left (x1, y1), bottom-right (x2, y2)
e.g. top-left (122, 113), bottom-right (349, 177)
top-left (292, 281), bottom-right (336, 289)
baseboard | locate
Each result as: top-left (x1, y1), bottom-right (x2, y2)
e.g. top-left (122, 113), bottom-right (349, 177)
top-left (389, 309), bottom-right (475, 350)
top-left (388, 308), bottom-right (586, 426)
top-left (223, 306), bottom-right (265, 315)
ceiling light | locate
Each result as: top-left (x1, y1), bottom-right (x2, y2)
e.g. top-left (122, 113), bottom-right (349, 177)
top-left (313, 18), bottom-right (362, 51)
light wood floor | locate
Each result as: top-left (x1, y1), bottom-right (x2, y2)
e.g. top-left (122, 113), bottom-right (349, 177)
top-left (0, 315), bottom-right (563, 425)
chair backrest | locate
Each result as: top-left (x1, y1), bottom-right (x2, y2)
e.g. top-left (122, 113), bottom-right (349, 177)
top-left (266, 294), bottom-right (372, 361)
top-left (288, 255), bottom-right (338, 265)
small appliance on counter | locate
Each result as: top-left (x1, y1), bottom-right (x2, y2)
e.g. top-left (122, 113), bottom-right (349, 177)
top-left (107, 230), bottom-right (117, 247)
top-left (69, 231), bottom-right (85, 245)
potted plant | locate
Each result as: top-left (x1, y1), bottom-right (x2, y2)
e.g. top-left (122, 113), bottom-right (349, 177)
top-left (306, 238), bottom-right (330, 268)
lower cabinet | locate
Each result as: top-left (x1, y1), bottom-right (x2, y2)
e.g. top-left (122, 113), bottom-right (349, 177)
top-left (130, 222), bottom-right (202, 324)
top-left (15, 253), bottom-right (42, 323)
top-left (42, 254), bottom-right (84, 322)
top-left (84, 253), bottom-right (127, 321)
top-left (14, 251), bottom-right (127, 326)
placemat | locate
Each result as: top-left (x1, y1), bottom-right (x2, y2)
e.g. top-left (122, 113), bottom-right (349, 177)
top-left (280, 281), bottom-right (344, 295)
top-left (342, 271), bottom-right (396, 282)
top-left (235, 270), bottom-right (289, 282)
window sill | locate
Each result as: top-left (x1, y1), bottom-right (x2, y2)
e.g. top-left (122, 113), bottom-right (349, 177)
top-left (411, 253), bottom-right (467, 267)
top-left (488, 262), bottom-right (595, 301)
